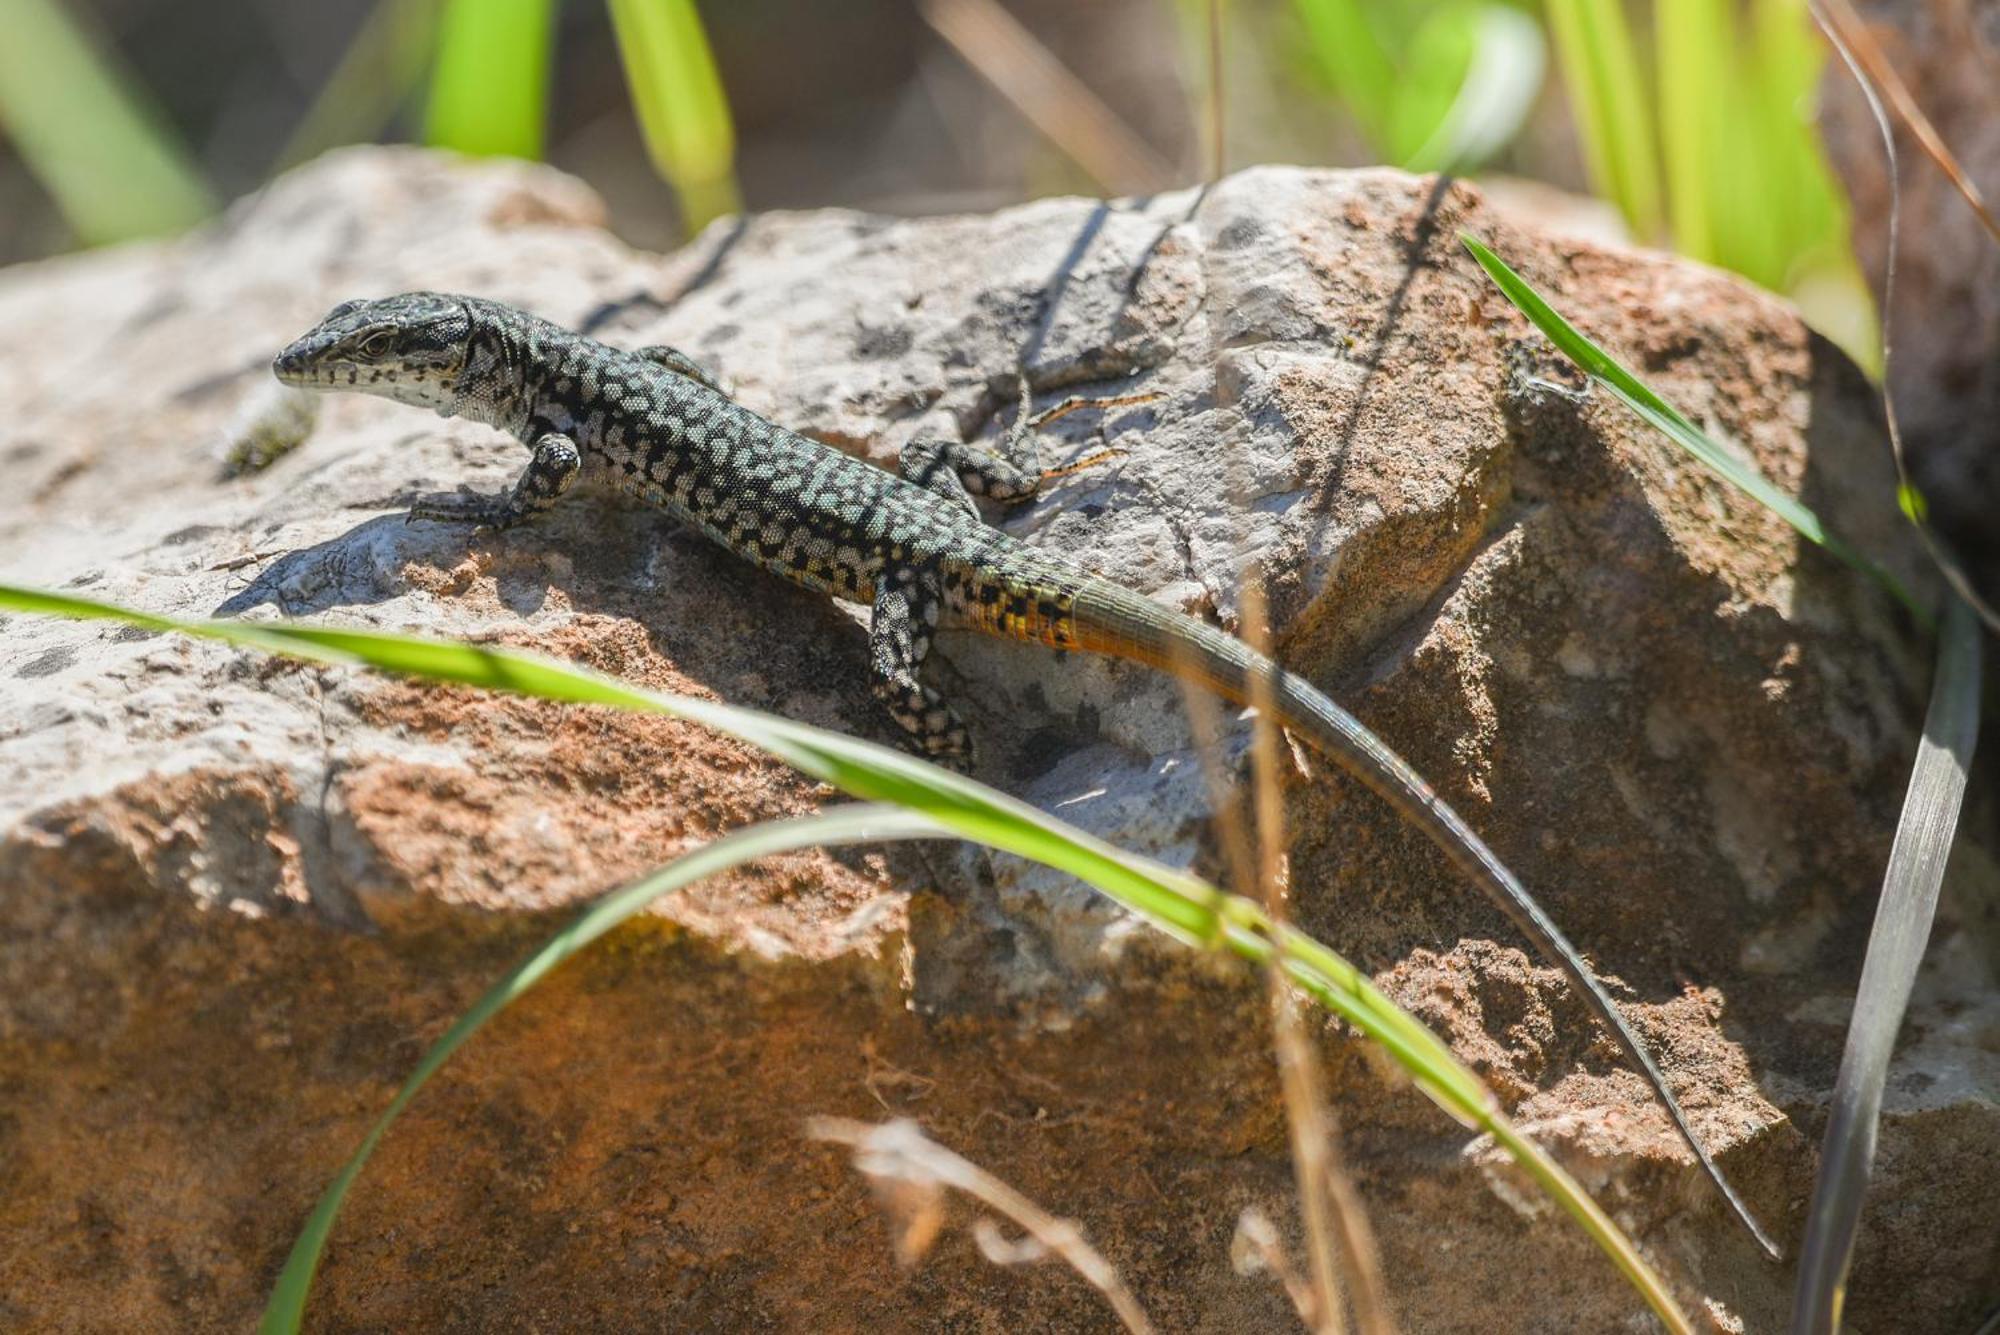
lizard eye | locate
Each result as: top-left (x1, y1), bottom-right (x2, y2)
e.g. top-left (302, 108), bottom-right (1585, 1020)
top-left (358, 331), bottom-right (395, 358)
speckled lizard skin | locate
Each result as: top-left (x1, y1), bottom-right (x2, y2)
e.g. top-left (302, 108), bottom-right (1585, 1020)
top-left (274, 292), bottom-right (1776, 1257)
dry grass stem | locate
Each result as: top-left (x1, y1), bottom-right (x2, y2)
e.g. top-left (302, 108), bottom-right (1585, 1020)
top-left (1813, 0), bottom-right (2000, 631)
top-left (1241, 576), bottom-right (1394, 1335)
top-left (917, 0), bottom-right (1175, 196)
top-left (1169, 652), bottom-right (1258, 902)
top-left (807, 1117), bottom-right (1156, 1335)
top-left (1207, 0), bottom-right (1226, 182)
top-left (1233, 1205), bottom-right (1321, 1326)
top-left (1812, 0), bottom-right (2000, 246)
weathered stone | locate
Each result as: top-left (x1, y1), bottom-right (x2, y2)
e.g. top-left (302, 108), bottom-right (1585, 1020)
top-left (1, 147), bottom-right (1991, 1331)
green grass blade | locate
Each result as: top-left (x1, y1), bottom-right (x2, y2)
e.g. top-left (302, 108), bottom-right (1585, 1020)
top-left (1461, 233), bottom-right (1925, 622)
top-left (1289, 0), bottom-right (1398, 145)
top-left (1746, 0), bottom-right (1836, 277)
top-left (1542, 0), bottom-right (1663, 240)
top-left (0, 0), bottom-right (215, 244)
top-left (1791, 597), bottom-right (1981, 1334)
top-left (425, 0), bottom-right (555, 159)
top-left (605, 0), bottom-right (741, 234)
top-left (1, 583), bottom-right (1693, 1333)
top-left (1652, 0), bottom-right (1728, 266)
top-left (258, 804), bottom-right (945, 1334)
top-left (1398, 3), bottom-right (1547, 175)
top-left (1747, 0), bottom-right (1878, 372)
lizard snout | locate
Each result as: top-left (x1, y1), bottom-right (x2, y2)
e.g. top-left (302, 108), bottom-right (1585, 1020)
top-left (272, 341), bottom-right (313, 384)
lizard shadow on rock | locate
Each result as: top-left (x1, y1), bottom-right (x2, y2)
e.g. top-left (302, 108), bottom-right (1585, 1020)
top-left (576, 214), bottom-right (751, 341)
top-left (209, 490), bottom-right (939, 762)
top-left (214, 510), bottom-right (448, 619)
top-left (1018, 202), bottom-right (1109, 374)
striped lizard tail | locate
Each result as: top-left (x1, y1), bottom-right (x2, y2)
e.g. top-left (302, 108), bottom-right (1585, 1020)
top-left (1069, 574), bottom-right (1781, 1260)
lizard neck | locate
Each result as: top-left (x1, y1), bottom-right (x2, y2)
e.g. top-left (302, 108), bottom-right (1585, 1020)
top-left (451, 298), bottom-right (559, 440)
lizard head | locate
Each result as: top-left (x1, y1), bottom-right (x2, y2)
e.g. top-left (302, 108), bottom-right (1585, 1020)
top-left (273, 292), bottom-right (474, 413)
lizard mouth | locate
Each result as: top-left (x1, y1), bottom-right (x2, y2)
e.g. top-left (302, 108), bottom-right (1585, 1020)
top-left (271, 343), bottom-right (324, 387)
top-left (272, 348), bottom-right (361, 390)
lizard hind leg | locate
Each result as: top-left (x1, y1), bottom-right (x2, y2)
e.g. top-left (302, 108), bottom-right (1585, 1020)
top-left (869, 571), bottom-right (974, 770)
top-left (898, 371), bottom-right (1149, 517)
top-left (632, 344), bottom-right (725, 392)
top-left (895, 372), bottom-right (1077, 516)
top-left (898, 435), bottom-right (1038, 518)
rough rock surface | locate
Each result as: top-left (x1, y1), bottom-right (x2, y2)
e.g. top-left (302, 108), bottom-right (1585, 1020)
top-left (1, 149), bottom-right (1993, 1332)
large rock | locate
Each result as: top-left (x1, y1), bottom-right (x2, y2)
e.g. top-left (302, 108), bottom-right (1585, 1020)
top-left (1, 148), bottom-right (1991, 1331)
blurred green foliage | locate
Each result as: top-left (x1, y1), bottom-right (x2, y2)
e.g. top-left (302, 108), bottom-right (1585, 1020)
top-left (1290, 0), bottom-right (1546, 174)
top-left (279, 0), bottom-right (446, 171)
top-left (426, 0), bottom-right (557, 161)
top-left (1281, 0), bottom-right (1874, 367)
top-left (0, 0), bottom-right (215, 245)
top-left (605, 0), bottom-right (741, 230)
top-left (422, 0), bottom-right (738, 233)
top-left (1567, 0), bottom-right (1875, 369)
top-left (0, 0), bottom-right (740, 247)
top-left (1, 0), bottom-right (1868, 361)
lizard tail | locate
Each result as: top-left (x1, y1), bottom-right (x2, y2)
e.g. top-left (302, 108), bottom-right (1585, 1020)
top-left (1069, 576), bottom-right (1782, 1260)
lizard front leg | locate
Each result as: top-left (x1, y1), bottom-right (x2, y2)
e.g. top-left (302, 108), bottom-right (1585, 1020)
top-left (869, 570), bottom-right (973, 769)
top-left (409, 431), bottom-right (580, 530)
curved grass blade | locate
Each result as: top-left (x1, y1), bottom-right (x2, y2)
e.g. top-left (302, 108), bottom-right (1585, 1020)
top-left (425, 0), bottom-right (555, 159)
top-left (1790, 597), bottom-right (1981, 1334)
top-left (0, 583), bottom-right (1693, 1333)
top-left (0, 0), bottom-right (215, 244)
top-left (606, 0), bottom-right (741, 233)
top-left (259, 804), bottom-right (945, 1334)
top-left (1462, 233), bottom-right (1926, 624)
top-left (1290, 0), bottom-right (1396, 146)
top-left (1813, 5), bottom-right (2000, 635)
top-left (1812, 0), bottom-right (2000, 249)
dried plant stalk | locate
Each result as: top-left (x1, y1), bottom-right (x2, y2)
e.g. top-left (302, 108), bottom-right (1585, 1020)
top-left (917, 0), bottom-right (1175, 195)
top-left (808, 1116), bottom-right (1156, 1335)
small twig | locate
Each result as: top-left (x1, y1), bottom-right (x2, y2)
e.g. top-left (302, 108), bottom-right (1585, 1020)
top-left (1165, 578), bottom-right (1394, 1334)
top-left (1241, 573), bottom-right (1345, 1333)
top-left (917, 0), bottom-right (1176, 196)
top-left (808, 1116), bottom-right (1156, 1335)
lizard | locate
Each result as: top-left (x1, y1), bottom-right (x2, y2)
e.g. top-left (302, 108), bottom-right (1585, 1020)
top-left (273, 291), bottom-right (1778, 1258)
